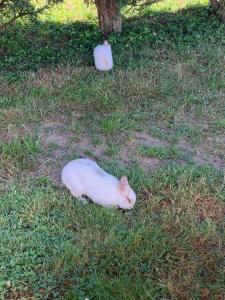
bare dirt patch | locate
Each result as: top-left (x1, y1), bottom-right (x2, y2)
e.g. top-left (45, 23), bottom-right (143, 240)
top-left (126, 131), bottom-right (168, 170)
top-left (76, 137), bottom-right (105, 158)
top-left (36, 116), bottom-right (107, 184)
top-left (193, 152), bottom-right (224, 170)
top-left (138, 156), bottom-right (163, 170)
top-left (41, 128), bottom-right (72, 148)
top-left (134, 132), bottom-right (169, 147)
top-left (36, 116), bottom-right (73, 184)
top-left (35, 127), bottom-right (171, 183)
top-left (133, 132), bottom-right (225, 171)
top-left (26, 121), bottom-right (225, 185)
top-left (177, 138), bottom-right (225, 170)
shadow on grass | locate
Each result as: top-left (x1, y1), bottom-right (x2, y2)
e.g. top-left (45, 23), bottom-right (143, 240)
top-left (0, 3), bottom-right (224, 75)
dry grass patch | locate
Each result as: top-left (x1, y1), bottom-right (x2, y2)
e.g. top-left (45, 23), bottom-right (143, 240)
top-left (23, 65), bottom-right (93, 92)
top-left (0, 108), bottom-right (25, 126)
top-left (0, 82), bottom-right (18, 98)
top-left (195, 195), bottom-right (225, 222)
top-left (5, 289), bottom-right (34, 300)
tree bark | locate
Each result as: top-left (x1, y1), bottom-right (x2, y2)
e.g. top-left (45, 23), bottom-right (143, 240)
top-left (95, 0), bottom-right (122, 36)
top-left (219, 0), bottom-right (225, 21)
top-left (210, 0), bottom-right (225, 21)
top-left (210, 0), bottom-right (220, 12)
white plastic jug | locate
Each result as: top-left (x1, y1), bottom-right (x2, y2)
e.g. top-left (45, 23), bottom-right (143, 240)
top-left (94, 40), bottom-right (113, 71)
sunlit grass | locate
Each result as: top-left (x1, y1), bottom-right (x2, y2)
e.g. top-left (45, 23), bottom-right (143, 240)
top-left (36, 0), bottom-right (210, 24)
top-left (150, 0), bottom-right (208, 12)
top-left (38, 0), bottom-right (96, 23)
top-left (122, 0), bottom-right (209, 17)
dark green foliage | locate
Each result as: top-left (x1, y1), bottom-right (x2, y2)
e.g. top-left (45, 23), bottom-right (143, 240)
top-left (0, 4), bottom-right (224, 74)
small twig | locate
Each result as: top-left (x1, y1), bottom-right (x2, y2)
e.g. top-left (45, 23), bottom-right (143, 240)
top-left (56, 106), bottom-right (65, 114)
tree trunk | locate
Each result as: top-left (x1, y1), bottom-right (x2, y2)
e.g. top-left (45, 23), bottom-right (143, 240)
top-left (210, 0), bottom-right (220, 13)
top-left (220, 0), bottom-right (225, 21)
top-left (95, 0), bottom-right (122, 36)
top-left (210, 0), bottom-right (225, 21)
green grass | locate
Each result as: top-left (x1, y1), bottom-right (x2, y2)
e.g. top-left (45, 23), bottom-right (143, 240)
top-left (1, 135), bottom-right (40, 159)
top-left (1, 0), bottom-right (225, 299)
top-left (100, 112), bottom-right (135, 135)
top-left (104, 144), bottom-right (120, 157)
top-left (0, 135), bottom-right (40, 176)
top-left (0, 165), bottom-right (225, 299)
top-left (138, 145), bottom-right (184, 160)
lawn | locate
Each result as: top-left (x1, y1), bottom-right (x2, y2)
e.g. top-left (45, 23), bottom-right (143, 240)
top-left (0, 0), bottom-right (225, 299)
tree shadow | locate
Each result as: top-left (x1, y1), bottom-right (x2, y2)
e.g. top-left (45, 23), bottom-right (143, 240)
top-left (0, 20), bottom-right (99, 73)
top-left (0, 2), bottom-right (223, 74)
